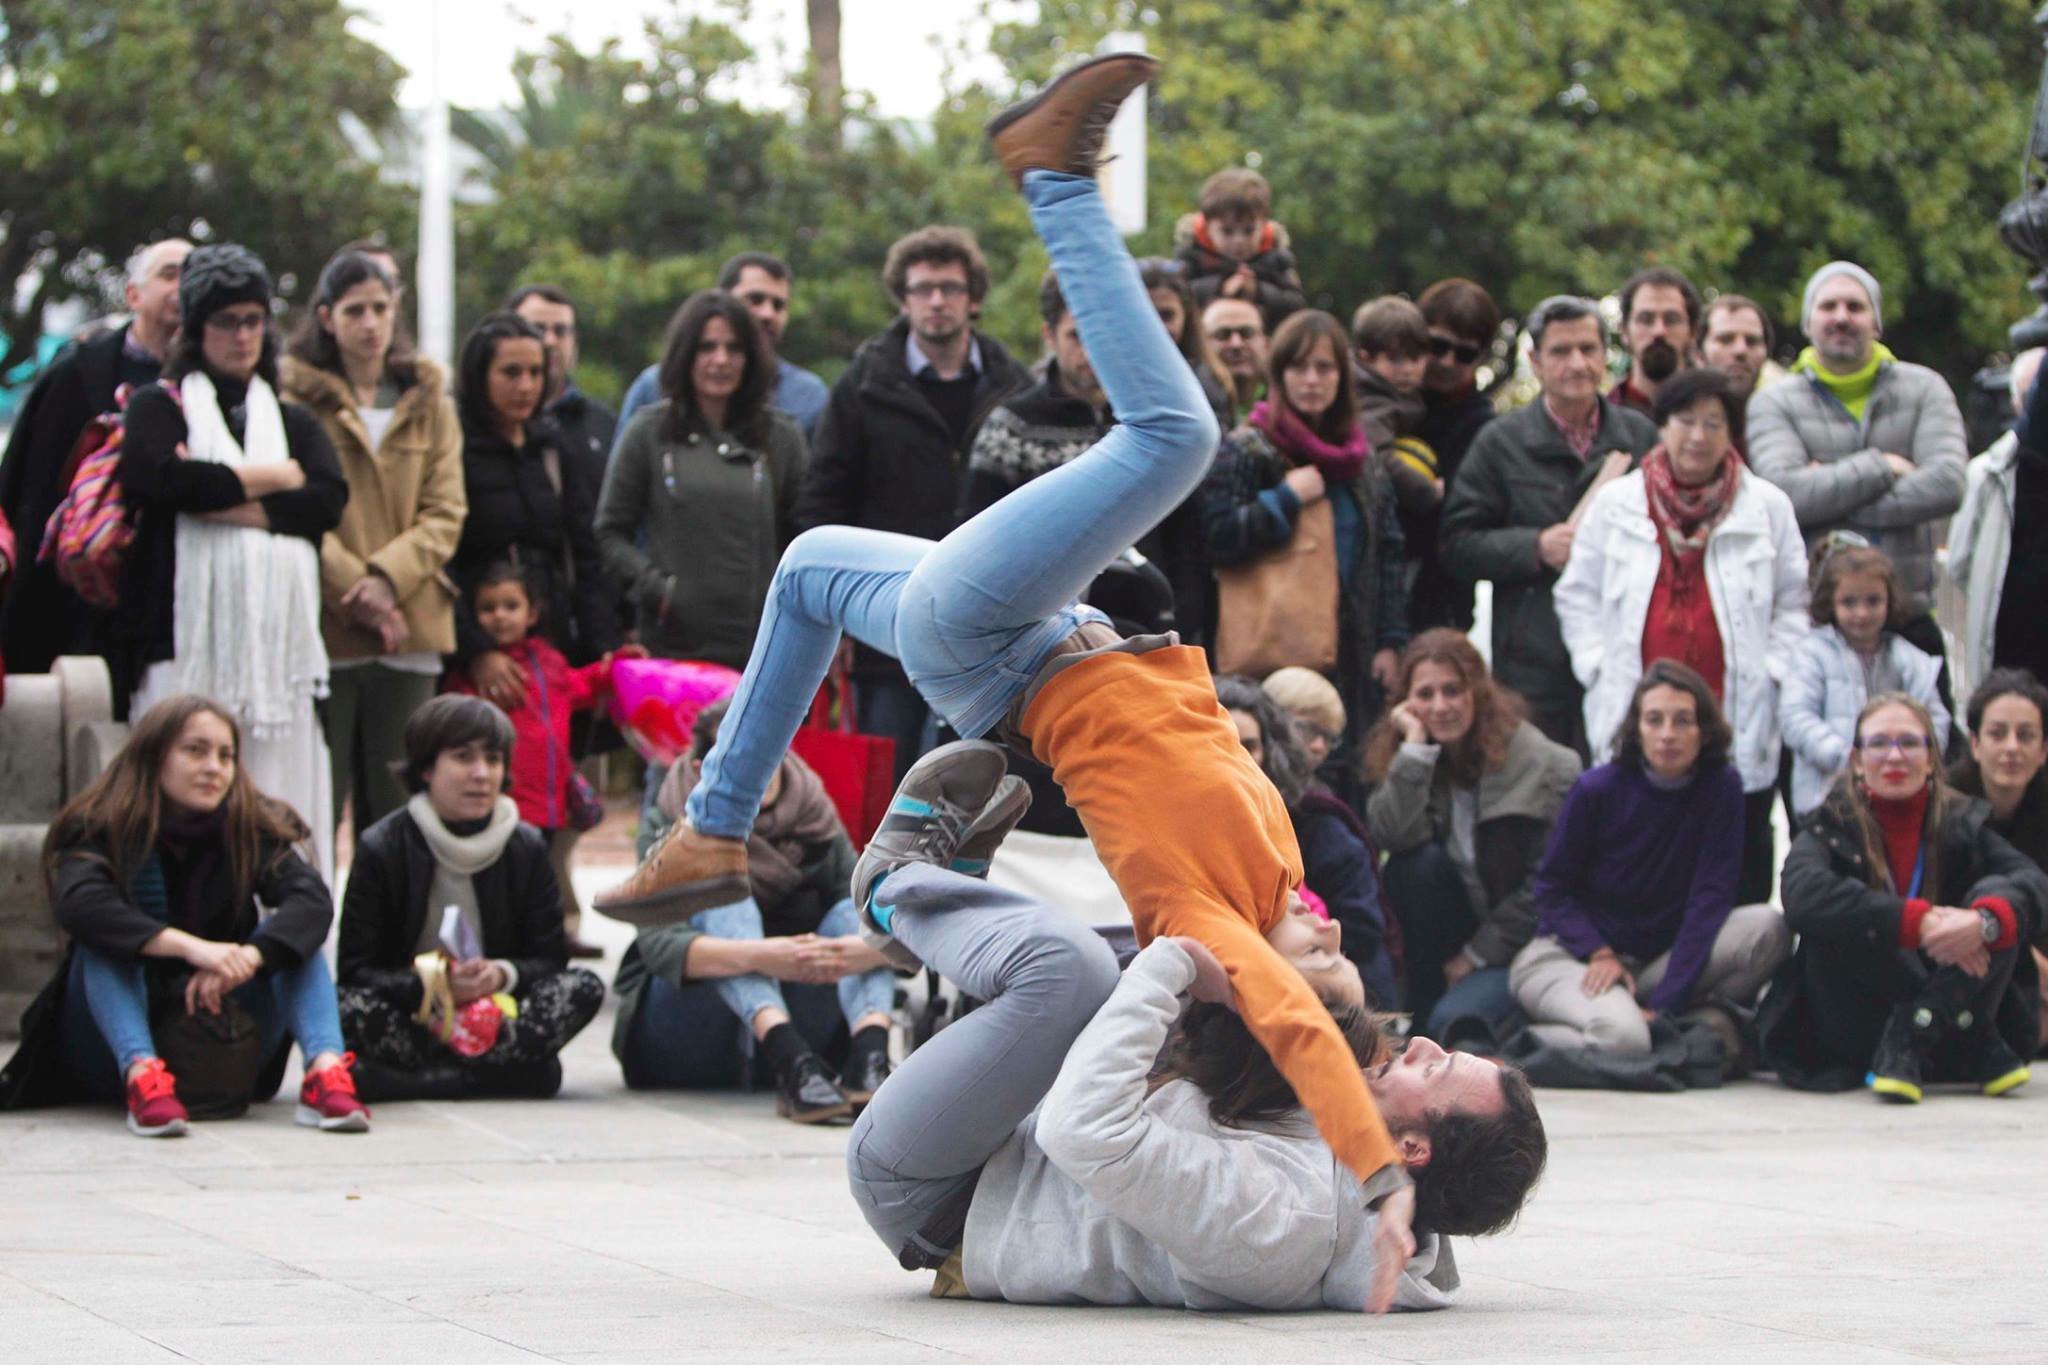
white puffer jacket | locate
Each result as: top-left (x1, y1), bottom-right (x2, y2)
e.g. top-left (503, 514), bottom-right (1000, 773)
top-left (1778, 625), bottom-right (1951, 817)
top-left (1946, 431), bottom-right (2016, 701)
top-left (1554, 469), bottom-right (1810, 792)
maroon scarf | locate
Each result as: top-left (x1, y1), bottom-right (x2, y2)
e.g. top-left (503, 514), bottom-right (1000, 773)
top-left (1641, 444), bottom-right (1741, 563)
top-left (1249, 399), bottom-right (1370, 484)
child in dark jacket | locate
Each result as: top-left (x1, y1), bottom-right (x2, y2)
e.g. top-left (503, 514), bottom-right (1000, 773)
top-left (1173, 168), bottom-right (1306, 332)
top-left (446, 563), bottom-right (643, 832)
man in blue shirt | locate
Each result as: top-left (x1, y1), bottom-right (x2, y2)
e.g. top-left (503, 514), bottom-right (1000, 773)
top-left (615, 252), bottom-right (830, 447)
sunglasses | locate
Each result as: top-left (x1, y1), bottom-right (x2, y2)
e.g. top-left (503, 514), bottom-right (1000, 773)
top-left (1428, 334), bottom-right (1483, 365)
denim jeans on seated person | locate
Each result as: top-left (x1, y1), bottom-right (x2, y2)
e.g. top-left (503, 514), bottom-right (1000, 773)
top-left (686, 896), bottom-right (895, 1034)
top-left (60, 943), bottom-right (348, 1100)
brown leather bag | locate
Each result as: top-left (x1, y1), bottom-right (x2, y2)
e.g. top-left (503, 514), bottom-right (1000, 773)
top-left (1213, 496), bottom-right (1339, 677)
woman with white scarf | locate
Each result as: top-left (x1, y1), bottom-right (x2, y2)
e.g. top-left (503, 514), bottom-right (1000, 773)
top-left (117, 245), bottom-right (349, 875)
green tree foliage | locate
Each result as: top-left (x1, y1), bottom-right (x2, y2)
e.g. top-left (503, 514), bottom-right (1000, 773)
top-left (454, 11), bottom-right (1035, 403)
top-left (0, 0), bottom-right (411, 375)
top-left (986, 0), bottom-right (2042, 385)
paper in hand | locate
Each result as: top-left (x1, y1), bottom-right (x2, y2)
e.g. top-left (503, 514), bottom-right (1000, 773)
top-left (438, 904), bottom-right (482, 962)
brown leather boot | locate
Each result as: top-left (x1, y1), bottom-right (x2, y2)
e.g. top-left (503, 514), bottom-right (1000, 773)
top-left (987, 52), bottom-right (1159, 186)
top-left (592, 819), bottom-right (748, 926)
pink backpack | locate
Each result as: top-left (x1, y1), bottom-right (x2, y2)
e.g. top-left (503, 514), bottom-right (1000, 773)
top-left (39, 382), bottom-right (168, 609)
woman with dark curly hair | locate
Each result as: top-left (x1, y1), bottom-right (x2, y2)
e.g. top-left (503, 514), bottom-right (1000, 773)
top-left (1509, 660), bottom-right (1791, 1054)
top-left (1363, 630), bottom-right (1580, 1041)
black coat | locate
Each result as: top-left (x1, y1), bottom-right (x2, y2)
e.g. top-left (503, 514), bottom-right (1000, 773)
top-left (1760, 795), bottom-right (2048, 1090)
top-left (0, 829), bottom-right (332, 1109)
top-left (337, 806), bottom-right (568, 1012)
top-left (796, 318), bottom-right (1027, 679)
top-left (1202, 423), bottom-right (1409, 763)
top-left (1407, 385), bottom-right (1498, 632)
top-left (0, 327), bottom-right (161, 672)
top-left (547, 384), bottom-right (617, 506)
top-left (1948, 757), bottom-right (2048, 1055)
top-left (1438, 398), bottom-right (1658, 724)
top-left (113, 375), bottom-right (349, 703)
top-left (448, 417), bottom-right (618, 665)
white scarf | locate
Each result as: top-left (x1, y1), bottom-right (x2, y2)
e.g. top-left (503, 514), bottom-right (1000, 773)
top-left (407, 794), bottom-right (522, 963)
top-left (172, 371), bottom-right (328, 737)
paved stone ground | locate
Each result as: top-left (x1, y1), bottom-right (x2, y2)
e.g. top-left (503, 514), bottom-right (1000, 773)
top-left (6, 872), bottom-right (2046, 1363)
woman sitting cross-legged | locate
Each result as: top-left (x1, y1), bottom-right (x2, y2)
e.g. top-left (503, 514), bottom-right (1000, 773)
top-left (1762, 692), bottom-right (2047, 1099)
top-left (1215, 674), bottom-right (1401, 1008)
top-left (336, 695), bottom-right (605, 1101)
top-left (1509, 660), bottom-right (1793, 1056)
top-left (1362, 630), bottom-right (1581, 1046)
top-left (1945, 669), bottom-right (2048, 1054)
top-left (612, 697), bottom-right (899, 1122)
top-left (0, 696), bottom-right (366, 1136)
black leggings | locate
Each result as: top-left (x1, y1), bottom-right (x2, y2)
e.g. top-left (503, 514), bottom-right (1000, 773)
top-left (338, 968), bottom-right (605, 1071)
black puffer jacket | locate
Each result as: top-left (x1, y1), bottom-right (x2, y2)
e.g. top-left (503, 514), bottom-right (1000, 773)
top-left (447, 417), bottom-right (618, 665)
top-left (1761, 794), bottom-right (2048, 1091)
top-left (337, 805), bottom-right (568, 1013)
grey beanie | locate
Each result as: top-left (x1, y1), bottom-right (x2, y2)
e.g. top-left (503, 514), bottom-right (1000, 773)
top-left (178, 243), bottom-right (273, 333)
top-left (1801, 260), bottom-right (1882, 336)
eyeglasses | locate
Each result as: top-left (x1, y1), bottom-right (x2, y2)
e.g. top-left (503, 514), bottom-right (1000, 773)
top-left (1428, 334), bottom-right (1483, 365)
top-left (1136, 257), bottom-right (1186, 276)
top-left (1666, 412), bottom-right (1729, 435)
top-left (1855, 733), bottom-right (1929, 755)
top-left (1209, 325), bottom-right (1261, 343)
top-left (903, 280), bottom-right (969, 300)
top-left (204, 311), bottom-right (267, 335)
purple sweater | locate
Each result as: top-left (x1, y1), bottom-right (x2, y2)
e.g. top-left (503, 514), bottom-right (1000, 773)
top-left (1531, 760), bottom-right (1744, 1014)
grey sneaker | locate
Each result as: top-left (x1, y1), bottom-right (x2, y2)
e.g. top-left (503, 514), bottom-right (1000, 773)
top-left (853, 741), bottom-right (1013, 973)
top-left (949, 775), bottom-right (1033, 878)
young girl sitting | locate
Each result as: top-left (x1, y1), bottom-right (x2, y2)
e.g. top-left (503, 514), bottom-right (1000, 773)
top-left (1780, 543), bottom-right (1951, 821)
top-left (445, 563), bottom-right (643, 883)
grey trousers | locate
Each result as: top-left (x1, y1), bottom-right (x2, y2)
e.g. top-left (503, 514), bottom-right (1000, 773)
top-left (1509, 903), bottom-right (1792, 1054)
top-left (324, 664), bottom-right (438, 839)
top-left (845, 864), bottom-right (1119, 1265)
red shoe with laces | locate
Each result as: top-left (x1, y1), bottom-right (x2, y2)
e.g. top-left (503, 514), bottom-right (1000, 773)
top-left (125, 1058), bottom-right (189, 1138)
top-left (295, 1054), bottom-right (371, 1133)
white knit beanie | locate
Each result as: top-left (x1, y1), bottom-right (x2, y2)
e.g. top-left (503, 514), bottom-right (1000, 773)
top-left (1801, 261), bottom-right (1883, 336)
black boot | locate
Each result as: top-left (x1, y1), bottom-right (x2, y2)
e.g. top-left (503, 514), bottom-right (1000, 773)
top-left (1869, 1002), bottom-right (1933, 1104)
top-left (841, 1025), bottom-right (894, 1108)
top-left (760, 1023), bottom-right (851, 1124)
top-left (1965, 1026), bottom-right (2032, 1097)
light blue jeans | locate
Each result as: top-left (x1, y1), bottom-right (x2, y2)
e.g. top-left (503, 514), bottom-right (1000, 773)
top-left (64, 942), bottom-right (349, 1083)
top-left (686, 171), bottom-right (1217, 840)
top-left (692, 896), bottom-right (895, 1029)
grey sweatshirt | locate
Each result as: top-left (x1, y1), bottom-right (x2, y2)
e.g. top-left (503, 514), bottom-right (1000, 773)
top-left (962, 939), bottom-right (1460, 1312)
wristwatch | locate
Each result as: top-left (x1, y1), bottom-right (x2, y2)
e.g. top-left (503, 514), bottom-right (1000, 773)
top-left (1979, 908), bottom-right (2000, 944)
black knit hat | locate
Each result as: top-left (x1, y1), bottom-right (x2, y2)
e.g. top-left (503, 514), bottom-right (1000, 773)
top-left (178, 243), bottom-right (273, 332)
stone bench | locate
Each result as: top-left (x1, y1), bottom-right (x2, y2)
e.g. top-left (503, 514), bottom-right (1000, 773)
top-left (0, 657), bottom-right (126, 1038)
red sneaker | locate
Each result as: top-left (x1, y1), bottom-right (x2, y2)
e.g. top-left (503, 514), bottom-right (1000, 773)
top-left (125, 1058), bottom-right (189, 1138)
top-left (295, 1054), bottom-right (372, 1133)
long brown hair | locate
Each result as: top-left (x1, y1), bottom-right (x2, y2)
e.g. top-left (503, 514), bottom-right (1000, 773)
top-left (1826, 692), bottom-right (1955, 900)
top-left (1363, 629), bottom-right (1526, 787)
top-left (1266, 309), bottom-right (1359, 444)
top-left (43, 696), bottom-right (310, 898)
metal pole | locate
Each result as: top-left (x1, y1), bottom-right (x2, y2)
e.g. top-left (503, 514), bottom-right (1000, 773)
top-left (417, 0), bottom-right (456, 368)
top-left (1098, 31), bottom-right (1148, 236)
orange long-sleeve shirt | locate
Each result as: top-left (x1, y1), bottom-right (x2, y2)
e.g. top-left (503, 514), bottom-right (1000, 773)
top-left (1018, 644), bottom-right (1401, 1185)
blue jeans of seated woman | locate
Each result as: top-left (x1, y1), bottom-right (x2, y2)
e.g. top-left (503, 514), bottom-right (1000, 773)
top-left (687, 171), bottom-right (1217, 841)
top-left (691, 896), bottom-right (894, 1031)
top-left (60, 943), bottom-right (349, 1098)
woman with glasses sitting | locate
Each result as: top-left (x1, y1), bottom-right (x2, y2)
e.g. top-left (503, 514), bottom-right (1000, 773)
top-left (1764, 693), bottom-right (2046, 1100)
top-left (1553, 366), bottom-right (1810, 905)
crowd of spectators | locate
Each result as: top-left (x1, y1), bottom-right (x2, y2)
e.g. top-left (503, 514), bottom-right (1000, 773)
top-left (2, 150), bottom-right (2045, 1147)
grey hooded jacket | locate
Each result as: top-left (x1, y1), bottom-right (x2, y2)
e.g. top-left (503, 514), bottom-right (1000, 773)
top-left (1745, 359), bottom-right (1966, 610)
